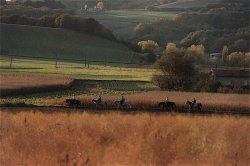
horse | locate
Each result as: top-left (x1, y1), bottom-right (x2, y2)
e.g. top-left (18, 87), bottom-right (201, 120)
top-left (114, 100), bottom-right (131, 109)
top-left (66, 99), bottom-right (81, 107)
top-left (92, 99), bottom-right (107, 108)
top-left (158, 101), bottom-right (176, 111)
top-left (186, 101), bottom-right (202, 112)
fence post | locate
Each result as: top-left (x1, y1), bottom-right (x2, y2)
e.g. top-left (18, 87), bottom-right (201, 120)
top-left (105, 55), bottom-right (107, 67)
top-left (88, 62), bottom-right (90, 68)
top-left (55, 54), bottom-right (58, 68)
top-left (85, 55), bottom-right (87, 67)
top-left (9, 55), bottom-right (13, 69)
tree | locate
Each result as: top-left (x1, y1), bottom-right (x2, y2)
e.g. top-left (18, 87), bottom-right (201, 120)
top-left (227, 52), bottom-right (245, 65)
top-left (165, 42), bottom-right (177, 53)
top-left (137, 40), bottom-right (160, 53)
top-left (154, 46), bottom-right (196, 90)
top-left (96, 2), bottom-right (104, 10)
top-left (187, 44), bottom-right (205, 63)
top-left (221, 45), bottom-right (229, 63)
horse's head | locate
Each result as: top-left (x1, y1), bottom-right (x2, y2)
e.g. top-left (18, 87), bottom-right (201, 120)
top-left (186, 101), bottom-right (192, 105)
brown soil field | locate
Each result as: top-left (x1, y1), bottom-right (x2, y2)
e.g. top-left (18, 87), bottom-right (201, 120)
top-left (0, 109), bottom-right (249, 165)
top-left (57, 91), bottom-right (250, 112)
top-left (0, 74), bottom-right (74, 96)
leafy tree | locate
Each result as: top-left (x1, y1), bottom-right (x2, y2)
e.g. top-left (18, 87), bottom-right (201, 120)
top-left (96, 2), bottom-right (104, 10)
top-left (157, 44), bottom-right (196, 78)
top-left (137, 40), bottom-right (159, 53)
top-left (227, 52), bottom-right (245, 65)
top-left (187, 44), bottom-right (205, 63)
top-left (165, 42), bottom-right (177, 53)
top-left (221, 45), bottom-right (229, 63)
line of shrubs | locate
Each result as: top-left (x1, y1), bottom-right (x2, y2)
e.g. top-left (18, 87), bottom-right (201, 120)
top-left (0, 14), bottom-right (116, 40)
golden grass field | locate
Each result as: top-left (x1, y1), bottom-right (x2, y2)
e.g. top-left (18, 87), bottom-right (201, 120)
top-left (0, 109), bottom-right (249, 166)
top-left (55, 91), bottom-right (250, 112)
top-left (0, 74), bottom-right (74, 96)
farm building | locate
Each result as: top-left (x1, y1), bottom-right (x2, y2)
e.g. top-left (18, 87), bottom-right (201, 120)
top-left (210, 68), bottom-right (250, 88)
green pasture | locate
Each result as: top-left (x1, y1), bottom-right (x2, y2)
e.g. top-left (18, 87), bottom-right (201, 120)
top-left (0, 57), bottom-right (158, 81)
top-left (0, 23), bottom-right (140, 63)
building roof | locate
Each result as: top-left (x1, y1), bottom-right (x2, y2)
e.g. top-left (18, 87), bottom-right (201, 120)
top-left (212, 68), bottom-right (250, 78)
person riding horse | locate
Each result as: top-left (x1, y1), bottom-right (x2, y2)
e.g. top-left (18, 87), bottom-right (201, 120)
top-left (192, 98), bottom-right (196, 109)
top-left (93, 96), bottom-right (107, 108)
top-left (66, 94), bottom-right (80, 107)
top-left (97, 96), bottom-right (102, 104)
top-left (120, 96), bottom-right (126, 106)
top-left (186, 98), bottom-right (202, 112)
top-left (158, 97), bottom-right (176, 111)
top-left (114, 96), bottom-right (131, 109)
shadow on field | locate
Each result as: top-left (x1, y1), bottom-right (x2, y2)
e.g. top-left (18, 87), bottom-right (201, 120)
top-left (0, 67), bottom-right (44, 70)
top-left (0, 79), bottom-right (155, 98)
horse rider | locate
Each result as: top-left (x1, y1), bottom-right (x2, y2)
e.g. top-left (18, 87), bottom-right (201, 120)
top-left (72, 94), bottom-right (76, 100)
top-left (120, 96), bottom-right (126, 106)
top-left (97, 96), bottom-right (102, 104)
top-left (165, 97), bottom-right (169, 103)
top-left (192, 98), bottom-right (196, 109)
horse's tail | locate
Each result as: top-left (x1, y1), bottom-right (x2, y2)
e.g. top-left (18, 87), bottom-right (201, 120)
top-left (158, 102), bottom-right (164, 107)
top-left (77, 100), bottom-right (81, 107)
top-left (199, 103), bottom-right (202, 110)
top-left (172, 102), bottom-right (176, 109)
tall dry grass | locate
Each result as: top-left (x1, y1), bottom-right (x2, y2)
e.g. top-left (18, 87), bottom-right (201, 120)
top-left (0, 109), bottom-right (249, 166)
top-left (0, 74), bottom-right (74, 96)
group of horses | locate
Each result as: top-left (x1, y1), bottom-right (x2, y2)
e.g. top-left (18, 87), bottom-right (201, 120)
top-left (66, 98), bottom-right (202, 112)
top-left (66, 98), bottom-right (131, 109)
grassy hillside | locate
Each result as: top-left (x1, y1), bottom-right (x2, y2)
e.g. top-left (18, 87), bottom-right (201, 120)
top-left (0, 23), bottom-right (139, 63)
top-left (79, 10), bottom-right (177, 40)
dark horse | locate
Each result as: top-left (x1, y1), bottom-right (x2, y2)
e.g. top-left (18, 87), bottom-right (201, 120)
top-left (186, 101), bottom-right (202, 112)
top-left (66, 99), bottom-right (81, 107)
top-left (92, 99), bottom-right (107, 108)
top-left (158, 102), bottom-right (176, 111)
top-left (114, 100), bottom-right (131, 109)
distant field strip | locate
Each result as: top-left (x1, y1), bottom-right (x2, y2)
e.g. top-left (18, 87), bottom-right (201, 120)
top-left (0, 57), bottom-right (157, 81)
top-left (0, 74), bottom-right (74, 96)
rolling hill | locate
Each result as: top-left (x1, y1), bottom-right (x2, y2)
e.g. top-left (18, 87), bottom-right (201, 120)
top-left (155, 0), bottom-right (221, 9)
top-left (0, 23), bottom-right (139, 63)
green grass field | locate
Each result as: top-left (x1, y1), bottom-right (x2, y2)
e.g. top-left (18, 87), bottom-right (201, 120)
top-left (0, 23), bottom-right (140, 63)
top-left (0, 57), bottom-right (157, 81)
